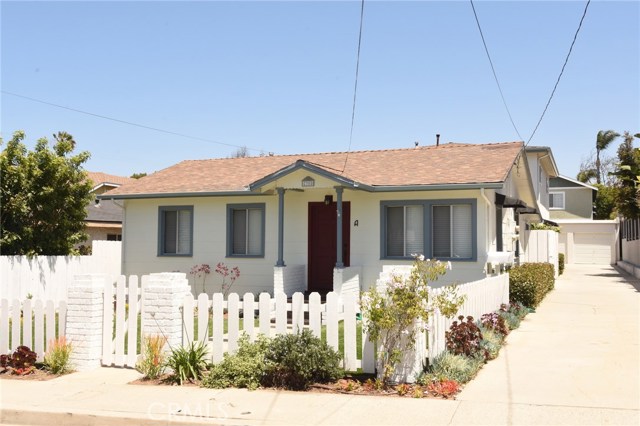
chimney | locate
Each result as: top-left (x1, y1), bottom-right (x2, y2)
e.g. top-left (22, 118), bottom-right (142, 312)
top-left (414, 141), bottom-right (419, 148)
top-left (436, 134), bottom-right (440, 146)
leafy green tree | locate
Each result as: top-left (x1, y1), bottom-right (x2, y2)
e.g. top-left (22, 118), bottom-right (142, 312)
top-left (130, 172), bottom-right (147, 179)
top-left (1, 131), bottom-right (92, 255)
top-left (612, 131), bottom-right (640, 218)
top-left (595, 130), bottom-right (620, 184)
top-left (592, 183), bottom-right (617, 219)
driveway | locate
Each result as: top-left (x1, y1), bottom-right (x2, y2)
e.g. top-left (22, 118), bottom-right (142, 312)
top-left (455, 264), bottom-right (640, 425)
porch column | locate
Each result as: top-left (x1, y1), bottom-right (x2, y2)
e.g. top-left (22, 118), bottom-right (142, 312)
top-left (335, 186), bottom-right (344, 268)
top-left (276, 187), bottom-right (286, 267)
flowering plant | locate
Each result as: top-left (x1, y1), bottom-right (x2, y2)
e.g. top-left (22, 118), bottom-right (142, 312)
top-left (215, 262), bottom-right (240, 298)
top-left (189, 264), bottom-right (211, 294)
top-left (360, 255), bottom-right (465, 385)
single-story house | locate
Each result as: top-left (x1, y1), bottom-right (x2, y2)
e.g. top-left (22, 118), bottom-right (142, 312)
top-left (103, 141), bottom-right (542, 297)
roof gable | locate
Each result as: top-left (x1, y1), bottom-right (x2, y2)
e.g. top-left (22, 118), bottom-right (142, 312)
top-left (105, 141), bottom-right (524, 198)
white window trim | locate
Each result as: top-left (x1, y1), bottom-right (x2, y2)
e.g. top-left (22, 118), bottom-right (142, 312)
top-left (549, 192), bottom-right (565, 210)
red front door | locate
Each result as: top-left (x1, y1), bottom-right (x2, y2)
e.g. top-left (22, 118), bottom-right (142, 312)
top-left (308, 202), bottom-right (350, 294)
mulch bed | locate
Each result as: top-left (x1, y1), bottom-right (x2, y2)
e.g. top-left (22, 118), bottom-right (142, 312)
top-left (0, 366), bottom-right (68, 381)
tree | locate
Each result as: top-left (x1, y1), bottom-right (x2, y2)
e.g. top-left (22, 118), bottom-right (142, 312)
top-left (612, 131), bottom-right (640, 218)
top-left (1, 131), bottom-right (92, 255)
top-left (577, 154), bottom-right (617, 186)
top-left (592, 183), bottom-right (618, 219)
top-left (229, 146), bottom-right (249, 158)
top-left (130, 172), bottom-right (147, 179)
top-left (595, 130), bottom-right (620, 184)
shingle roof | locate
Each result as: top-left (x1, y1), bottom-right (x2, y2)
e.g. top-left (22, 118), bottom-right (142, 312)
top-left (85, 199), bottom-right (124, 222)
top-left (87, 171), bottom-right (135, 187)
top-left (107, 142), bottom-right (523, 197)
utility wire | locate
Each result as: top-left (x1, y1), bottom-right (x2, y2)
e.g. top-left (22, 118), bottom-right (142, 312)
top-left (2, 90), bottom-right (270, 154)
top-left (470, 0), bottom-right (523, 142)
top-left (526, 0), bottom-right (591, 146)
top-left (341, 0), bottom-right (366, 173)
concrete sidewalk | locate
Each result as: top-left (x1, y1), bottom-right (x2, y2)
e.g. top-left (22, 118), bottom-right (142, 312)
top-left (1, 264), bottom-right (638, 425)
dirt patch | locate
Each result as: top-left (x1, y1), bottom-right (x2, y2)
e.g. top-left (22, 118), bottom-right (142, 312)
top-left (0, 367), bottom-right (69, 381)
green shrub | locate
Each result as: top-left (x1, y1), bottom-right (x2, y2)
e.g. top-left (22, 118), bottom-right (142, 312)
top-left (203, 334), bottom-right (270, 390)
top-left (43, 337), bottom-right (73, 375)
top-left (558, 253), bottom-right (565, 275)
top-left (429, 351), bottom-right (483, 384)
top-left (499, 311), bottom-right (521, 331)
top-left (263, 329), bottom-right (343, 390)
top-left (166, 341), bottom-right (209, 385)
top-left (478, 326), bottom-right (503, 360)
top-left (509, 263), bottom-right (555, 308)
top-left (504, 301), bottom-right (529, 320)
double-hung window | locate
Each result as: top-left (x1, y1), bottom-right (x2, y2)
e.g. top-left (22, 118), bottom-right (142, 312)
top-left (381, 200), bottom-right (476, 260)
top-left (158, 206), bottom-right (193, 256)
top-left (227, 204), bottom-right (265, 257)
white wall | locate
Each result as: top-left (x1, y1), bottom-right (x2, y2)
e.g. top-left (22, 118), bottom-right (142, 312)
top-left (0, 240), bottom-right (121, 302)
top-left (556, 220), bottom-right (618, 265)
top-left (123, 185), bottom-right (499, 294)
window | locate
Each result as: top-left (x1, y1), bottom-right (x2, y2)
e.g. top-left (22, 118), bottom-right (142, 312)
top-left (385, 205), bottom-right (424, 257)
top-left (381, 200), bottom-right (476, 260)
top-left (107, 234), bottom-right (122, 241)
top-left (549, 192), bottom-right (565, 210)
top-left (227, 204), bottom-right (265, 257)
top-left (432, 204), bottom-right (473, 259)
top-left (158, 206), bottom-right (193, 256)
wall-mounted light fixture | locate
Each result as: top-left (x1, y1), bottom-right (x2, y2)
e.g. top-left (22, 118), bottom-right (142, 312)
top-left (324, 195), bottom-right (333, 205)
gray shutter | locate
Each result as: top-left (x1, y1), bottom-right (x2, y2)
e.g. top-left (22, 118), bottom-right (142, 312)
top-left (432, 205), bottom-right (451, 258)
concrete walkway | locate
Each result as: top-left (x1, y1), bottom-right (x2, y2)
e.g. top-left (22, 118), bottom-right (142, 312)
top-left (1, 264), bottom-right (638, 425)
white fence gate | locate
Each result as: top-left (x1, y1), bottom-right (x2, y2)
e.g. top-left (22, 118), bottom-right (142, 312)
top-left (101, 275), bottom-right (144, 368)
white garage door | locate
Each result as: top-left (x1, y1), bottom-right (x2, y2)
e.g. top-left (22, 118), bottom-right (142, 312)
top-left (573, 233), bottom-right (612, 264)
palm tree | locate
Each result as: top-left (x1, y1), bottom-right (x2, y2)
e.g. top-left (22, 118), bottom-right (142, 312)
top-left (595, 130), bottom-right (620, 184)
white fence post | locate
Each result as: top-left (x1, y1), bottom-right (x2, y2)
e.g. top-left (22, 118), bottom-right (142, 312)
top-left (141, 273), bottom-right (189, 354)
top-left (67, 274), bottom-right (106, 371)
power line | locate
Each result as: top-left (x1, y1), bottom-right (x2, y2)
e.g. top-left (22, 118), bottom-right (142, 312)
top-left (526, 0), bottom-right (591, 146)
top-left (2, 90), bottom-right (270, 154)
top-left (341, 0), bottom-right (366, 173)
top-left (469, 0), bottom-right (523, 142)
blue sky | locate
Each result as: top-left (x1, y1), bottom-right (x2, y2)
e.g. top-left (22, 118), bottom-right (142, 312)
top-left (2, 1), bottom-right (638, 179)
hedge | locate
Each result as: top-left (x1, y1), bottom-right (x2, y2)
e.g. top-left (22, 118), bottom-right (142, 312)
top-left (509, 263), bottom-right (555, 308)
top-left (558, 253), bottom-right (565, 275)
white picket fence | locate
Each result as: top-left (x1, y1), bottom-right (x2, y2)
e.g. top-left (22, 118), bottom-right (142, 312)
top-left (0, 298), bottom-right (67, 361)
top-left (102, 275), bottom-right (144, 368)
top-left (427, 273), bottom-right (509, 361)
top-left (181, 291), bottom-right (374, 372)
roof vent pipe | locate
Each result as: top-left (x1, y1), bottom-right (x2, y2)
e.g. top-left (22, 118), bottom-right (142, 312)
top-left (436, 134), bottom-right (440, 146)
top-left (415, 141), bottom-right (419, 148)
